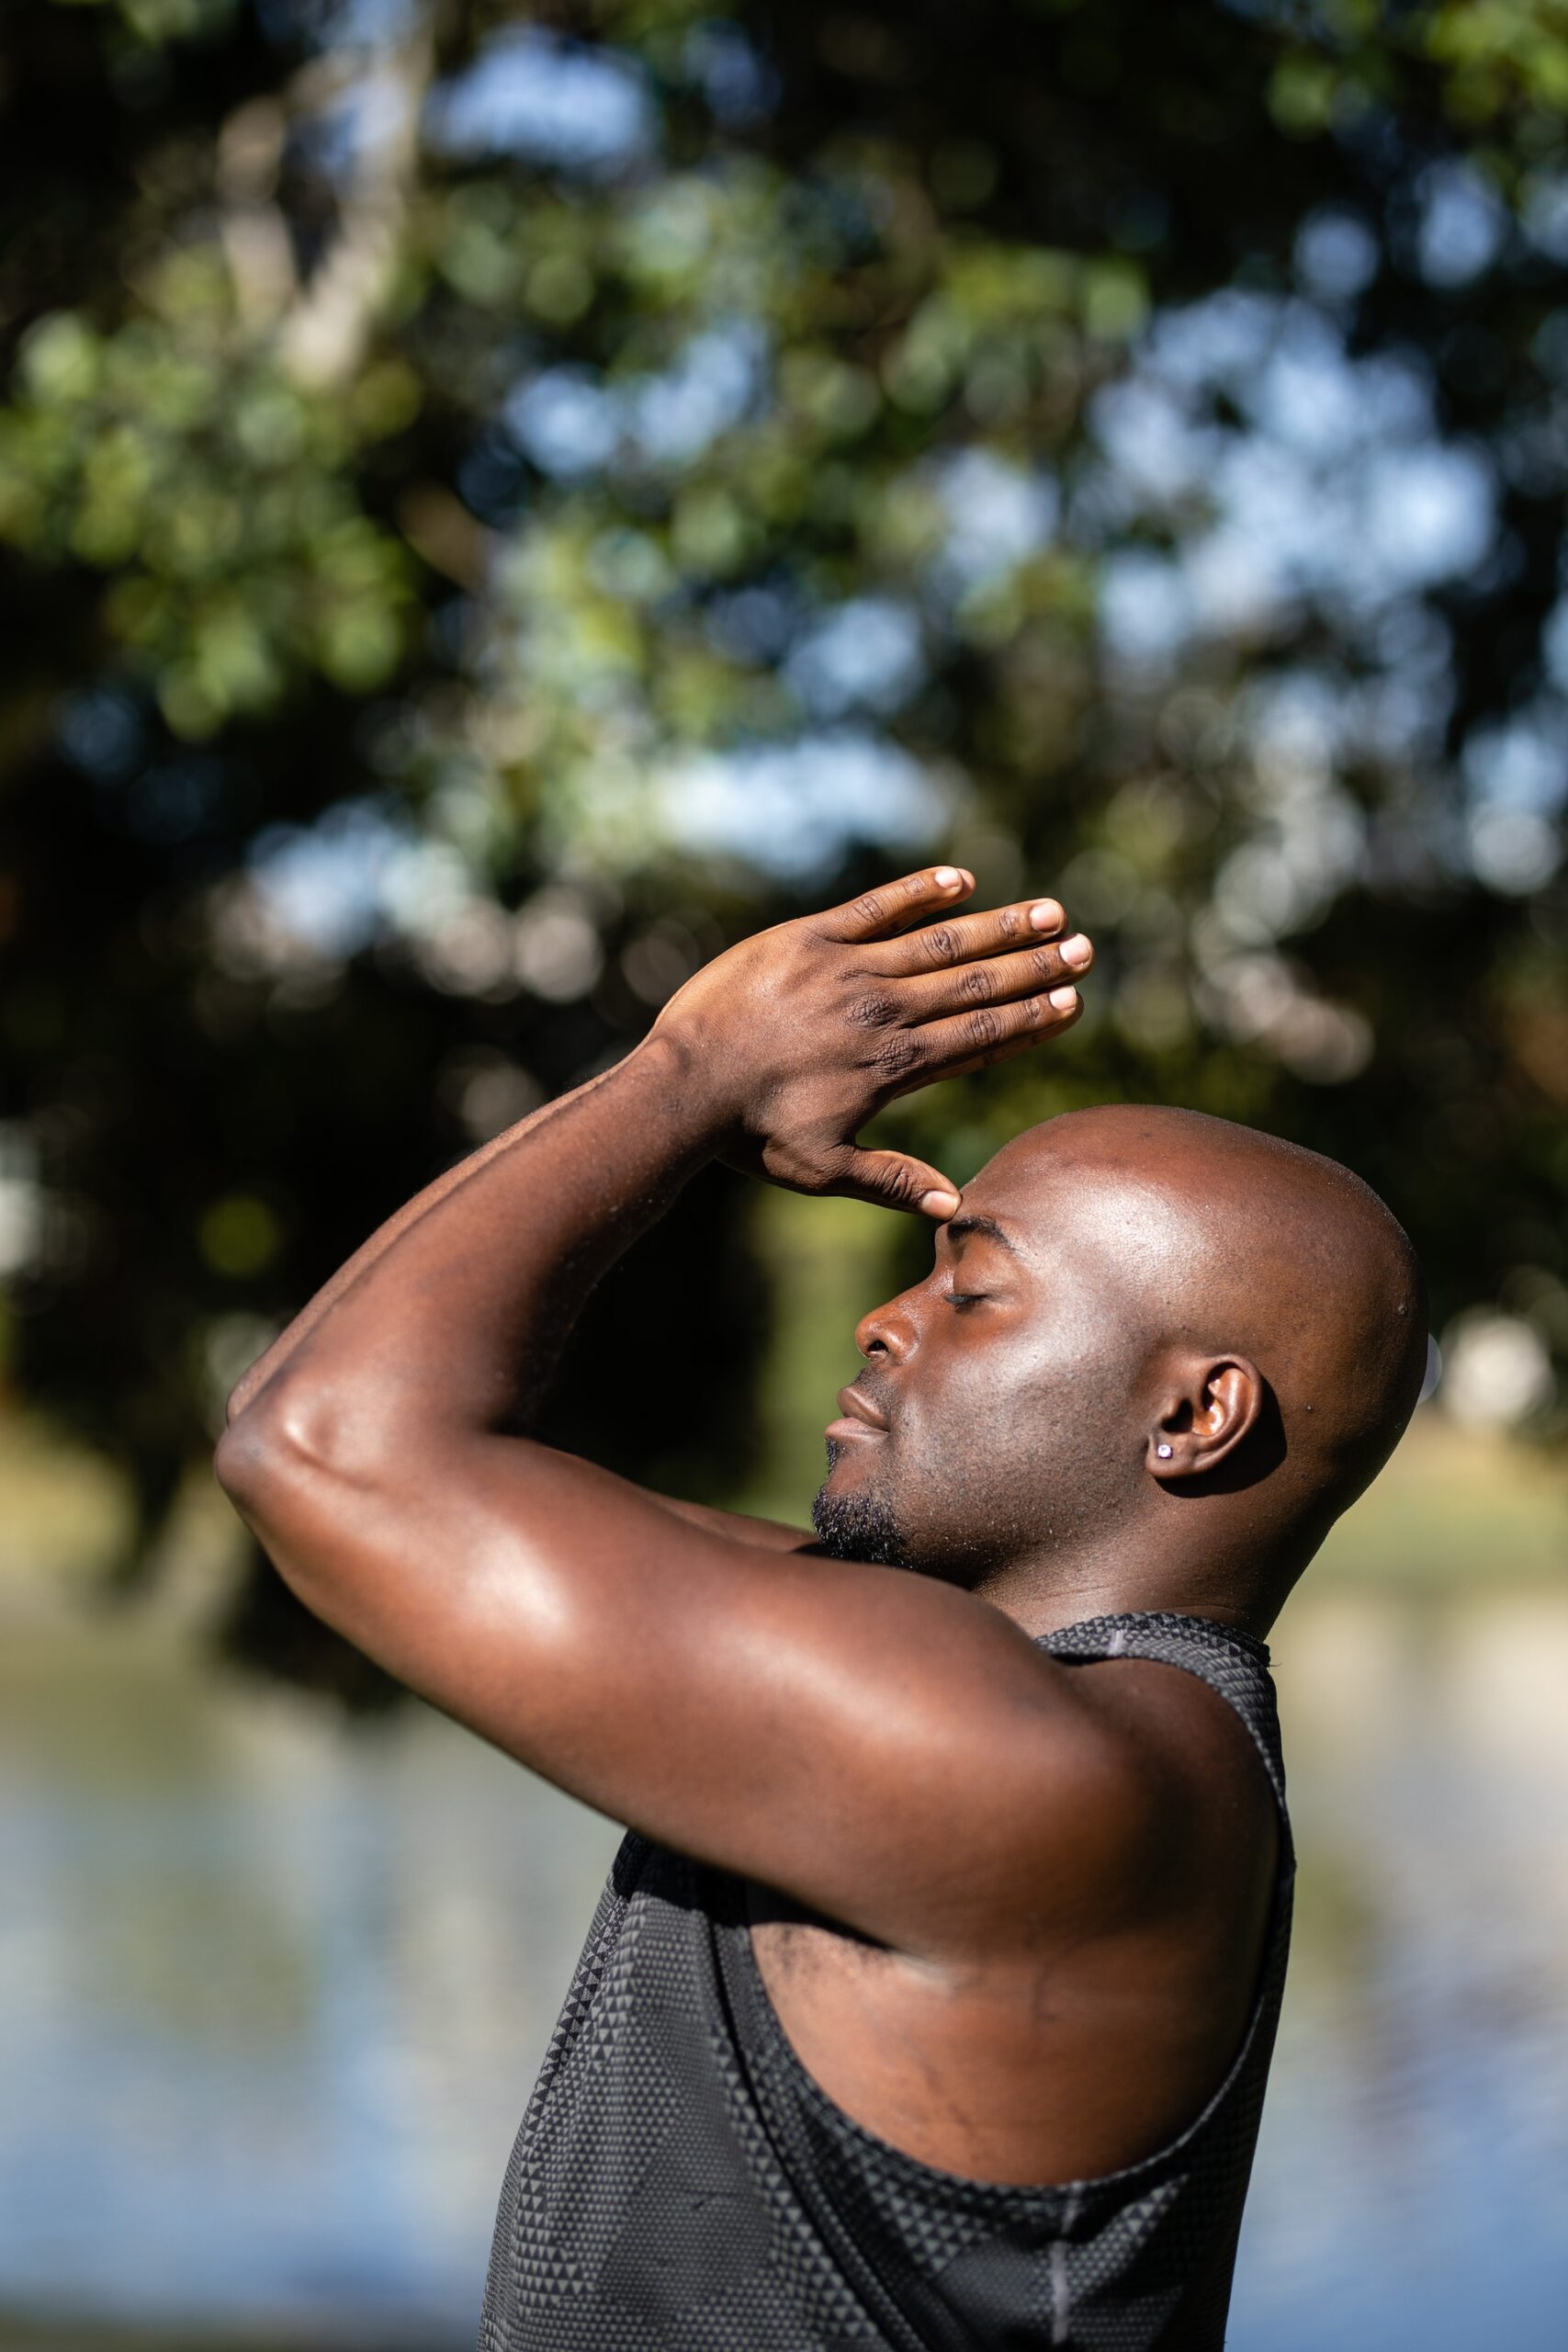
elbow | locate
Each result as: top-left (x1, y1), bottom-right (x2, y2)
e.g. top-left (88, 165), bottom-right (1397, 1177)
top-left (214, 1400), bottom-right (364, 1635)
top-left (214, 1393), bottom-right (318, 1525)
top-left (215, 1367), bottom-right (421, 1522)
top-left (223, 1368), bottom-right (262, 1428)
top-left (214, 1381), bottom-right (396, 1627)
top-left (214, 1408), bottom-right (280, 1516)
top-left (214, 1375), bottom-right (360, 1521)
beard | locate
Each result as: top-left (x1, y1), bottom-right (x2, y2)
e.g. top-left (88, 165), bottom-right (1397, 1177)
top-left (810, 1438), bottom-right (990, 1589)
top-left (810, 1479), bottom-right (913, 1566)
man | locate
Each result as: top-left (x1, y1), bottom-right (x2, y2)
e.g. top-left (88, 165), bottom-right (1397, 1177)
top-left (217, 865), bottom-right (1427, 2349)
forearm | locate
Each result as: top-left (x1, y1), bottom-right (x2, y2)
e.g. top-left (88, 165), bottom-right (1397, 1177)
top-left (218, 862), bottom-right (1089, 1545)
top-left (220, 1031), bottom-right (726, 1476)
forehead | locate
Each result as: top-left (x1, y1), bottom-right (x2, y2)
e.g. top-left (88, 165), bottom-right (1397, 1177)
top-left (959, 1132), bottom-right (1213, 1282)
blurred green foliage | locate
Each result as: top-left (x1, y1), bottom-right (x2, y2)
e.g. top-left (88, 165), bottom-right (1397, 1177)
top-left (2, 0), bottom-right (1566, 1696)
top-left (0, 299), bottom-right (416, 730)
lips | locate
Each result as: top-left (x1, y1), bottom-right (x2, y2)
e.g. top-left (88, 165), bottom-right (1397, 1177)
top-left (825, 1383), bottom-right (889, 1441)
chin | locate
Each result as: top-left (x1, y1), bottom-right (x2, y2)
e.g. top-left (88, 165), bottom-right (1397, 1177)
top-left (810, 1476), bottom-right (986, 1590)
top-left (809, 1482), bottom-right (913, 1569)
top-left (818, 1438), bottom-right (887, 1505)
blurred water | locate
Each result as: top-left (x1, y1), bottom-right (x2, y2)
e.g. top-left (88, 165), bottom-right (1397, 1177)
top-left (1232, 1592), bottom-right (1568, 2348)
top-left (2, 1589), bottom-right (1565, 2349)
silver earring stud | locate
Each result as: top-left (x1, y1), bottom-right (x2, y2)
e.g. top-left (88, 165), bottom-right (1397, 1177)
top-left (1156, 1442), bottom-right (1173, 1459)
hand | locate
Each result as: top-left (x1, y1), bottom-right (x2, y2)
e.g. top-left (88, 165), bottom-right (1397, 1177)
top-left (652, 865), bottom-right (1092, 1216)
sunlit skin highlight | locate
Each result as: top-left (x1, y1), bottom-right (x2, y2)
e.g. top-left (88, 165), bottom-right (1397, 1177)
top-left (214, 865), bottom-right (1426, 2192)
top-left (813, 1106), bottom-right (1427, 1637)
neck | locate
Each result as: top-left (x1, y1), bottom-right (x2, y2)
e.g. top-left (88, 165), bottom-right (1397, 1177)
top-left (972, 1534), bottom-right (1279, 1644)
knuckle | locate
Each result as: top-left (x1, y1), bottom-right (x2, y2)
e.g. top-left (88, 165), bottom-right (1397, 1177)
top-left (923, 922), bottom-right (961, 964)
top-left (996, 906), bottom-right (1022, 941)
top-left (1030, 945), bottom-right (1060, 983)
top-left (873, 1034), bottom-right (921, 1080)
top-left (847, 891), bottom-right (886, 933)
top-left (966, 1005), bottom-right (1003, 1050)
top-left (957, 962), bottom-right (994, 1003)
top-left (846, 990), bottom-right (897, 1029)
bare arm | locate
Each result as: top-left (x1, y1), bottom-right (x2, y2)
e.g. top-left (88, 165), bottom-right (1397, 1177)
top-left (225, 1043), bottom-right (811, 1552)
top-left (216, 868), bottom-right (1129, 1958)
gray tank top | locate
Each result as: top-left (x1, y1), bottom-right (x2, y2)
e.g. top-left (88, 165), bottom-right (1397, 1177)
top-left (478, 1611), bottom-right (1294, 2349)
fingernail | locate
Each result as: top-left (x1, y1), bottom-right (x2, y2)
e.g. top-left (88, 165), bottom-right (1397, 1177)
top-left (1059, 933), bottom-right (1092, 969)
top-left (933, 865), bottom-right (962, 889)
top-left (1048, 984), bottom-right (1078, 1011)
top-left (1029, 900), bottom-right (1062, 932)
top-left (919, 1188), bottom-right (961, 1218)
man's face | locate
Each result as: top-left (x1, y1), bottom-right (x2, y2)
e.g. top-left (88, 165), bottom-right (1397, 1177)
top-left (811, 1139), bottom-right (1150, 1584)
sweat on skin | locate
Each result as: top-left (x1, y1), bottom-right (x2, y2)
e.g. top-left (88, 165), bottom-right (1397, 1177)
top-left (214, 863), bottom-right (1425, 2205)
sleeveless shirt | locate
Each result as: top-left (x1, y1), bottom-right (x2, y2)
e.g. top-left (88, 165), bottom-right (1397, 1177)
top-left (478, 1611), bottom-right (1294, 2350)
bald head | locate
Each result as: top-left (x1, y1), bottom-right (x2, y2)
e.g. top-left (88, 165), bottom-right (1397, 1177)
top-left (992, 1103), bottom-right (1427, 1512)
top-left (814, 1103), bottom-right (1426, 1630)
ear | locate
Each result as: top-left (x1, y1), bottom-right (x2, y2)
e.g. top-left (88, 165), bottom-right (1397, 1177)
top-left (1146, 1356), bottom-right (1264, 1482)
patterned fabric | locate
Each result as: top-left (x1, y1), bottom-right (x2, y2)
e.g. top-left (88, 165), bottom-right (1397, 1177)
top-left (478, 1611), bottom-right (1295, 2350)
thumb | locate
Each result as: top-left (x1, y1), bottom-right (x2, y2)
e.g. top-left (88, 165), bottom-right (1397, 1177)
top-left (820, 1145), bottom-right (961, 1220)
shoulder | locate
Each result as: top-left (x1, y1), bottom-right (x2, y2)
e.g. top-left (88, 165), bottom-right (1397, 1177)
top-left (1070, 1645), bottom-right (1278, 1804)
top-left (984, 1643), bottom-right (1280, 1953)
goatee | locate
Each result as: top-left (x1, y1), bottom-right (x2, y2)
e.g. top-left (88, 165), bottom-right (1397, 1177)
top-left (809, 1483), bottom-right (913, 1568)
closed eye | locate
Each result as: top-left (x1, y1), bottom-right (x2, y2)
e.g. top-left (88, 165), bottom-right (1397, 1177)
top-left (947, 1292), bottom-right (988, 1311)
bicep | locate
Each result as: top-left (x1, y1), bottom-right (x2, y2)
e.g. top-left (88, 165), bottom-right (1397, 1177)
top-left (649, 1491), bottom-right (817, 1552)
top-left (234, 1430), bottom-right (1123, 1955)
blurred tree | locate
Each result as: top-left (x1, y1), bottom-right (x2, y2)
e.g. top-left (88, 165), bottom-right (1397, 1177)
top-left (1, 0), bottom-right (1565, 1696)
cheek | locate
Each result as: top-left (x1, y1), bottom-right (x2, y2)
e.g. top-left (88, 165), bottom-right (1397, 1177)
top-left (932, 1327), bottom-right (1112, 1477)
top-left (907, 1325), bottom-right (1035, 1447)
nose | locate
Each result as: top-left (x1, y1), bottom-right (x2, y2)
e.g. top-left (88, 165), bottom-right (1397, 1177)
top-left (854, 1288), bottom-right (920, 1364)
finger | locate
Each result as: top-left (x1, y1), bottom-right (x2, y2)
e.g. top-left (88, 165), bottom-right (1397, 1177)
top-left (868, 896), bottom-right (1066, 976)
top-left (817, 865), bottom-right (975, 944)
top-left (913, 982), bottom-right (1083, 1074)
top-left (903, 931), bottom-right (1092, 1020)
top-left (817, 1144), bottom-right (962, 1219)
top-left (882, 993), bottom-right (1084, 1099)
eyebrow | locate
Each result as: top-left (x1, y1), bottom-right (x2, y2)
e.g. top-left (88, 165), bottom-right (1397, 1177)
top-left (942, 1214), bottom-right (1022, 1260)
